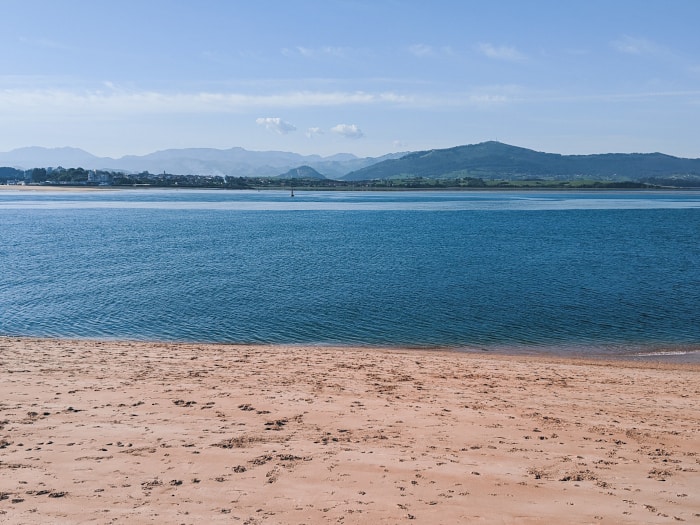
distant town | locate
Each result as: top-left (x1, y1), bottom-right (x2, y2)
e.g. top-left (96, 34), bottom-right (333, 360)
top-left (0, 166), bottom-right (676, 191)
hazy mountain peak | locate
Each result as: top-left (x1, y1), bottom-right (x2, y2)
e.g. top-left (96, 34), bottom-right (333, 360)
top-left (0, 145), bottom-right (370, 178)
top-left (277, 165), bottom-right (326, 180)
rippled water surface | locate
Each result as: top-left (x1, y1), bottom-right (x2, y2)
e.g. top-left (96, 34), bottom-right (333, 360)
top-left (2, 189), bottom-right (699, 361)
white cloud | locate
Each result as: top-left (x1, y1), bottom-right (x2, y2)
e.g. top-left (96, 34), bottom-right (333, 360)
top-left (331, 124), bottom-right (364, 139)
top-left (477, 43), bottom-right (526, 62)
top-left (255, 117), bottom-right (296, 134)
top-left (305, 127), bottom-right (323, 138)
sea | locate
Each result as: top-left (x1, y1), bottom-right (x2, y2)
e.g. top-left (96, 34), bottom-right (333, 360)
top-left (1, 188), bottom-right (699, 362)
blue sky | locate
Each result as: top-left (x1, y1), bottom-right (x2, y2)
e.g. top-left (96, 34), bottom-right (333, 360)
top-left (1, 0), bottom-right (699, 159)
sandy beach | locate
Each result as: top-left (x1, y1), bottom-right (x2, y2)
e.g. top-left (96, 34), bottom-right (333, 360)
top-left (0, 338), bottom-right (698, 524)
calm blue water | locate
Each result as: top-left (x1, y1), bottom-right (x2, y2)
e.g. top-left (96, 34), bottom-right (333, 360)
top-left (2, 189), bottom-right (699, 361)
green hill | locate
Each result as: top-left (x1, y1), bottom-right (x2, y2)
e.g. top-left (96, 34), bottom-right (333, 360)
top-left (277, 165), bottom-right (327, 180)
top-left (341, 141), bottom-right (700, 183)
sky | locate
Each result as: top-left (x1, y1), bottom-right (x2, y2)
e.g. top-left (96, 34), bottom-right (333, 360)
top-left (1, 0), bottom-right (699, 159)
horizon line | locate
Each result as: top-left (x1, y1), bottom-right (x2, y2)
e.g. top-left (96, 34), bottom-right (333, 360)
top-left (2, 140), bottom-right (699, 161)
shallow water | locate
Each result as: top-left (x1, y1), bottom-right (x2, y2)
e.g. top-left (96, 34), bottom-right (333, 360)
top-left (2, 189), bottom-right (699, 361)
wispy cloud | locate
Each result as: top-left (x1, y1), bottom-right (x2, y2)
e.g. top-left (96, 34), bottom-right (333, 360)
top-left (0, 88), bottom-right (420, 114)
top-left (331, 124), bottom-right (364, 139)
top-left (477, 43), bottom-right (527, 62)
top-left (0, 74), bottom-right (77, 88)
top-left (282, 46), bottom-right (364, 59)
top-left (255, 117), bottom-right (296, 134)
top-left (0, 81), bottom-right (533, 118)
top-left (466, 93), bottom-right (509, 106)
top-left (18, 36), bottom-right (73, 51)
top-left (408, 44), bottom-right (455, 58)
top-left (612, 35), bottom-right (661, 56)
top-left (508, 86), bottom-right (700, 107)
top-left (409, 44), bottom-right (433, 57)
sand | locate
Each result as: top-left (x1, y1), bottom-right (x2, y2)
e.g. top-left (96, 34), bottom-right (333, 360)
top-left (0, 185), bottom-right (113, 192)
top-left (0, 337), bottom-right (698, 524)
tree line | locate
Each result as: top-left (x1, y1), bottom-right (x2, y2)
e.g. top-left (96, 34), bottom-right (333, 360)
top-left (0, 166), bottom-right (680, 189)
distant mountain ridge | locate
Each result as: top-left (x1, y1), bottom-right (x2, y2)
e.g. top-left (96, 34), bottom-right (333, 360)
top-left (342, 141), bottom-right (700, 182)
top-left (0, 146), bottom-right (404, 179)
top-left (0, 147), bottom-right (102, 169)
top-left (2, 142), bottom-right (700, 183)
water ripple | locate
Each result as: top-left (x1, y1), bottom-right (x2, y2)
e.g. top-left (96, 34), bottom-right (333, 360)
top-left (1, 191), bottom-right (699, 360)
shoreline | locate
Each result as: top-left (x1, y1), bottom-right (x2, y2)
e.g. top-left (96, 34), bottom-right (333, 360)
top-left (1, 337), bottom-right (698, 523)
top-left (3, 334), bottom-right (700, 365)
top-left (0, 184), bottom-right (116, 191)
top-left (3, 184), bottom-right (700, 193)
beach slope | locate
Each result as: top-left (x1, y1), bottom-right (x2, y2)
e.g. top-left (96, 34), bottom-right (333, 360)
top-left (0, 338), bottom-right (698, 523)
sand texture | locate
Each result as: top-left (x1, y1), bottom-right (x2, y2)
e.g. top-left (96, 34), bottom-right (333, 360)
top-left (0, 337), bottom-right (698, 524)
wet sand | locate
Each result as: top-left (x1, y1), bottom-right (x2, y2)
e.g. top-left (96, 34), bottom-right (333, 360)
top-left (1, 337), bottom-right (698, 524)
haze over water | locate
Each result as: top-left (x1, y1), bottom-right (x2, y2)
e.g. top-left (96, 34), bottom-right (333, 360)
top-left (2, 189), bottom-right (699, 361)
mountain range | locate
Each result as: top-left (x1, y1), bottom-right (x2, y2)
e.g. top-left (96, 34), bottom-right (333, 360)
top-left (2, 142), bottom-right (700, 183)
top-left (342, 141), bottom-right (700, 182)
top-left (0, 146), bottom-right (402, 180)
